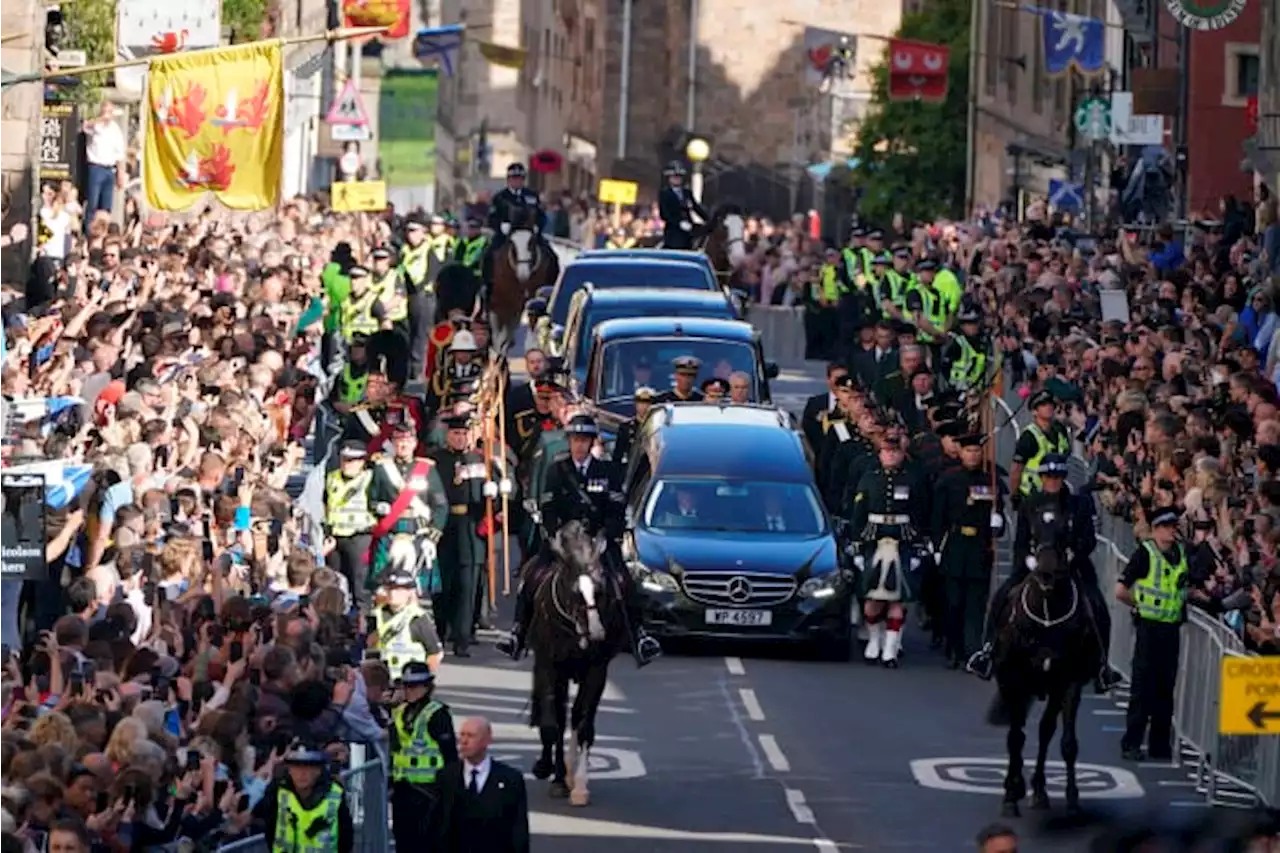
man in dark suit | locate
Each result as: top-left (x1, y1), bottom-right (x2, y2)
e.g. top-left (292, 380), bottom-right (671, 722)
top-left (437, 716), bottom-right (530, 853)
top-left (800, 362), bottom-right (847, 451)
top-left (851, 321), bottom-right (899, 391)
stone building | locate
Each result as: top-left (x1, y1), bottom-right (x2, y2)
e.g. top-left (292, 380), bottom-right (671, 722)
top-left (1259, 0), bottom-right (1280, 192)
top-left (0, 0), bottom-right (44, 282)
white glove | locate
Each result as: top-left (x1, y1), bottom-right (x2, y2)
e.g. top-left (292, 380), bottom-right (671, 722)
top-left (482, 481), bottom-right (498, 498)
top-left (499, 478), bottom-right (514, 496)
top-left (679, 221), bottom-right (692, 232)
top-left (1025, 555), bottom-right (1037, 570)
top-left (374, 502), bottom-right (391, 516)
top-left (990, 512), bottom-right (1004, 531)
top-left (419, 539), bottom-right (437, 566)
top-left (500, 222), bottom-right (511, 235)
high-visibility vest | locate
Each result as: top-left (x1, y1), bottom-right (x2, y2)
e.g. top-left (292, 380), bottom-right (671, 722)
top-left (272, 782), bottom-right (343, 853)
top-left (909, 281), bottom-right (947, 343)
top-left (340, 289), bottom-right (380, 340)
top-left (933, 268), bottom-right (963, 316)
top-left (336, 364), bottom-right (368, 405)
top-left (373, 270), bottom-right (407, 322)
top-left (1020, 423), bottom-right (1071, 495)
top-left (458, 236), bottom-right (487, 269)
top-left (401, 243), bottom-right (430, 289)
top-left (1135, 542), bottom-right (1188, 623)
top-left (428, 234), bottom-right (454, 263)
top-left (391, 701), bottom-right (445, 784)
top-left (375, 602), bottom-right (429, 679)
top-left (606, 237), bottom-right (637, 249)
top-left (841, 247), bottom-right (859, 282)
top-left (949, 335), bottom-right (986, 390)
top-left (820, 264), bottom-right (845, 301)
top-left (325, 469), bottom-right (373, 537)
top-left (859, 246), bottom-right (876, 277)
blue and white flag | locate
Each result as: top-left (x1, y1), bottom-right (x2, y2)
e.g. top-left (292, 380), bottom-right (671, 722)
top-left (6, 396), bottom-right (83, 425)
top-left (1049, 179), bottom-right (1085, 212)
top-left (3, 460), bottom-right (93, 509)
top-left (1038, 8), bottom-right (1105, 77)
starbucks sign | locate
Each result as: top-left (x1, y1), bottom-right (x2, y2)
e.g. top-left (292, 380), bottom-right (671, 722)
top-left (1164, 0), bottom-right (1248, 30)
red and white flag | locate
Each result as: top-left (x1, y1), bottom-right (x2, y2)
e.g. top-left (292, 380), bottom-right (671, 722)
top-left (887, 38), bottom-right (951, 103)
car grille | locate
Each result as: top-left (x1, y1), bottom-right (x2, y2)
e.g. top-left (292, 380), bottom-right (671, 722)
top-left (680, 572), bottom-right (797, 607)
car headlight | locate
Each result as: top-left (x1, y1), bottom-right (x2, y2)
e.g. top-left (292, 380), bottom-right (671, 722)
top-left (798, 574), bottom-right (839, 600)
top-left (629, 563), bottom-right (679, 593)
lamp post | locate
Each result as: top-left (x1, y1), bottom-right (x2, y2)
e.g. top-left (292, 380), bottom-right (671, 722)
top-left (685, 136), bottom-right (710, 203)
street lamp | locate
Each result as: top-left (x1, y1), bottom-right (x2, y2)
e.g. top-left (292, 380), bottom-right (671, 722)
top-left (685, 136), bottom-right (711, 203)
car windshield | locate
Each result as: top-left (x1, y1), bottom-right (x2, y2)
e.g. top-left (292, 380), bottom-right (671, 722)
top-left (551, 263), bottom-right (715, 323)
top-left (643, 478), bottom-right (826, 535)
top-left (597, 337), bottom-right (758, 403)
top-left (576, 302), bottom-right (733, 366)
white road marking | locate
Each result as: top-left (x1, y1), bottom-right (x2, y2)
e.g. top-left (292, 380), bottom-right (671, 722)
top-left (739, 687), bottom-right (765, 721)
top-left (531, 812), bottom-right (831, 843)
top-left (1158, 780), bottom-right (1197, 787)
top-left (1092, 708), bottom-right (1125, 716)
top-left (725, 656), bottom-right (746, 675)
top-left (488, 721), bottom-right (639, 743)
top-left (759, 734), bottom-right (792, 772)
top-left (813, 841), bottom-right (840, 853)
top-left (910, 757), bottom-right (1145, 799)
top-left (785, 788), bottom-right (815, 824)
top-left (439, 660), bottom-right (627, 702)
top-left (493, 744), bottom-right (647, 780)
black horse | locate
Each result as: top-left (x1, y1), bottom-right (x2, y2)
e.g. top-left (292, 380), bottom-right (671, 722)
top-left (991, 546), bottom-right (1101, 818)
top-left (434, 261), bottom-right (482, 321)
top-left (527, 520), bottom-right (626, 806)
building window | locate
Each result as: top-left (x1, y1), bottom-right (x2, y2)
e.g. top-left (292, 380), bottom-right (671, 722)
top-left (1222, 43), bottom-right (1260, 106)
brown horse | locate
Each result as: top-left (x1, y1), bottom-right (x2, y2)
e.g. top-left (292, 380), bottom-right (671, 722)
top-left (488, 205), bottom-right (556, 354)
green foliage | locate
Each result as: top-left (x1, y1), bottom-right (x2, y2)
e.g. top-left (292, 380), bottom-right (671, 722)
top-left (61, 0), bottom-right (116, 104)
top-left (851, 0), bottom-right (971, 225)
top-left (223, 0), bottom-right (268, 43)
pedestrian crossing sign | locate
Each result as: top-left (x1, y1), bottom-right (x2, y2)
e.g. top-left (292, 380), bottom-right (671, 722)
top-left (326, 78), bottom-right (370, 127)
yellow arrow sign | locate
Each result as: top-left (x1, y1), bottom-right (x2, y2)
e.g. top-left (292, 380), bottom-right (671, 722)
top-left (1219, 657), bottom-right (1280, 736)
top-left (331, 180), bottom-right (387, 213)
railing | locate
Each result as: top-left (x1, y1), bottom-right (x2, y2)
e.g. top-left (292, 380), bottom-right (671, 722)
top-left (991, 386), bottom-right (1278, 808)
top-left (214, 756), bottom-right (389, 853)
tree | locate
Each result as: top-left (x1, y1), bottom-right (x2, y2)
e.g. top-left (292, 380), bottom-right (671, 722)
top-left (850, 0), bottom-right (971, 226)
top-left (60, 0), bottom-right (116, 103)
top-left (222, 0), bottom-right (268, 43)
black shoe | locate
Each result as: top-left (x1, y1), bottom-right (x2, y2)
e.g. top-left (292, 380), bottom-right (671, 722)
top-left (495, 630), bottom-right (524, 660)
top-left (1094, 665), bottom-right (1124, 694)
top-left (633, 633), bottom-right (662, 668)
top-left (452, 645), bottom-right (471, 658)
top-left (1120, 747), bottom-right (1146, 762)
top-left (966, 645), bottom-right (994, 680)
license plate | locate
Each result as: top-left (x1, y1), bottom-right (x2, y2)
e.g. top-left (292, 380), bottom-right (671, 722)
top-left (704, 609), bottom-right (772, 626)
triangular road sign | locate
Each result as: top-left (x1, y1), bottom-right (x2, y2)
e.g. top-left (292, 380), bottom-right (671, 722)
top-left (326, 78), bottom-right (369, 127)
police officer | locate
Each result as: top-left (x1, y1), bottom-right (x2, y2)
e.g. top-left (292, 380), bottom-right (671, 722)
top-left (658, 161), bottom-right (707, 250)
top-left (256, 744), bottom-right (352, 853)
top-left (372, 566), bottom-right (443, 679)
top-left (330, 334), bottom-right (373, 413)
top-left (657, 356), bottom-right (705, 403)
top-left (606, 227), bottom-right (637, 250)
top-left (340, 265), bottom-right (387, 344)
top-left (485, 162), bottom-right (557, 281)
top-left (325, 441), bottom-right (375, 614)
top-left (389, 661), bottom-right (457, 853)
top-left (612, 386), bottom-right (655, 468)
top-left (367, 422), bottom-right (447, 590)
top-left (424, 214), bottom-right (456, 283)
top-left (430, 329), bottom-right (484, 405)
top-left (1009, 389), bottom-right (1071, 503)
top-left (370, 246), bottom-right (409, 345)
top-left (429, 413), bottom-right (493, 657)
top-left (942, 305), bottom-right (988, 393)
top-left (400, 214), bottom-right (435, 381)
top-left (1116, 507), bottom-right (1187, 761)
top-left (930, 432), bottom-right (1004, 668)
top-left (452, 215), bottom-right (488, 274)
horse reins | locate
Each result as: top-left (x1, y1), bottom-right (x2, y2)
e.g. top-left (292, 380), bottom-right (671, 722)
top-left (1019, 577), bottom-right (1079, 629)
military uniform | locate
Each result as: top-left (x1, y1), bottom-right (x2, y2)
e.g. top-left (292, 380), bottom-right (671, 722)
top-left (325, 441), bottom-right (376, 614)
top-left (612, 386), bottom-right (656, 468)
top-left (656, 355), bottom-right (706, 403)
top-left (359, 391), bottom-right (429, 459)
top-left (428, 415), bottom-right (495, 657)
top-left (389, 661), bottom-right (457, 853)
top-left (367, 424), bottom-right (448, 591)
top-left (429, 331), bottom-right (484, 407)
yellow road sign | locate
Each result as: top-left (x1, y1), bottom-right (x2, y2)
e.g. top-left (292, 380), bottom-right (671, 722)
top-left (598, 178), bottom-right (638, 206)
top-left (332, 180), bottom-right (387, 213)
top-left (1219, 657), bottom-right (1280, 736)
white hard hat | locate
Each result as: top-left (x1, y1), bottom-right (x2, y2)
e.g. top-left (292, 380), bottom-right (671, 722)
top-left (450, 330), bottom-right (478, 352)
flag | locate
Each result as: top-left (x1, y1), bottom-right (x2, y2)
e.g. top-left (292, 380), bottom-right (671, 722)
top-left (1037, 8), bottom-right (1105, 76)
top-left (114, 0), bottom-right (222, 96)
top-left (414, 25), bottom-right (465, 75)
top-left (476, 40), bottom-right (527, 71)
top-left (886, 39), bottom-right (951, 103)
top-left (342, 0), bottom-right (411, 40)
top-left (143, 41), bottom-right (284, 211)
top-left (3, 461), bottom-right (93, 509)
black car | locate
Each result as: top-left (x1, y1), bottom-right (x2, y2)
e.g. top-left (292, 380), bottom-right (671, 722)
top-left (620, 404), bottom-right (852, 658)
top-left (561, 287), bottom-right (738, 387)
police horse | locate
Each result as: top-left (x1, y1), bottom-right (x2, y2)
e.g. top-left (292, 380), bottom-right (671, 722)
top-left (639, 203), bottom-right (747, 282)
top-left (990, 546), bottom-right (1101, 818)
top-left (527, 520), bottom-right (627, 806)
top-left (489, 205), bottom-right (555, 355)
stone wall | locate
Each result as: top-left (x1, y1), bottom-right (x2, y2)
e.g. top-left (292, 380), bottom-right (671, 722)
top-left (1, 0), bottom-right (43, 284)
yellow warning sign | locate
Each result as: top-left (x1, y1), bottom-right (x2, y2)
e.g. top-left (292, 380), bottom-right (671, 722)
top-left (1219, 657), bottom-right (1280, 736)
top-left (332, 181), bottom-right (387, 213)
top-left (598, 178), bottom-right (638, 206)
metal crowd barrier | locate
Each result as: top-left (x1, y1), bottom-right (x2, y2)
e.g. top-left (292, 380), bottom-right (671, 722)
top-left (991, 388), bottom-right (1278, 808)
top-left (213, 757), bottom-right (389, 853)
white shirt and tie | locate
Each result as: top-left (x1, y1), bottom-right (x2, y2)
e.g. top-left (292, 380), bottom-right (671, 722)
top-left (875, 347), bottom-right (889, 363)
top-left (464, 755), bottom-right (491, 794)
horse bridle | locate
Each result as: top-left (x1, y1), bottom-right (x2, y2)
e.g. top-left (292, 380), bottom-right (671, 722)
top-left (1018, 575), bottom-right (1079, 629)
top-left (551, 566), bottom-right (600, 645)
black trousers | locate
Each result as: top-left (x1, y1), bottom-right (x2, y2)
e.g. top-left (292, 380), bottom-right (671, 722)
top-left (390, 782), bottom-right (436, 853)
top-left (438, 553), bottom-right (482, 650)
top-left (406, 289), bottom-right (437, 382)
top-left (328, 533), bottom-right (372, 615)
top-left (944, 575), bottom-right (990, 661)
top-left (1122, 619), bottom-right (1181, 757)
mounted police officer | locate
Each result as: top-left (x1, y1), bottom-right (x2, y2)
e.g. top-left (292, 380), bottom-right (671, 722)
top-left (325, 441), bottom-right (375, 615)
top-left (256, 744), bottom-right (353, 853)
top-left (389, 661), bottom-right (457, 853)
top-left (658, 161), bottom-right (707, 250)
top-left (1009, 389), bottom-right (1071, 505)
top-left (498, 413), bottom-right (662, 667)
top-left (371, 566), bottom-right (443, 679)
top-left (967, 453), bottom-right (1121, 691)
top-left (484, 162), bottom-right (558, 285)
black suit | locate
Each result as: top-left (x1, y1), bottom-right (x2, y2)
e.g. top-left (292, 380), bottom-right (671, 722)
top-left (800, 391), bottom-right (835, 452)
top-left (436, 760), bottom-right (530, 853)
top-left (851, 346), bottom-right (897, 391)
top-left (658, 185), bottom-right (708, 250)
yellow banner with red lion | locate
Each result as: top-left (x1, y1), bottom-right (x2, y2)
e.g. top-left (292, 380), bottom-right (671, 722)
top-left (143, 42), bottom-right (284, 211)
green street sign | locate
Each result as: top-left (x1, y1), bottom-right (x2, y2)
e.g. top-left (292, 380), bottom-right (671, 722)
top-left (1074, 96), bottom-right (1112, 141)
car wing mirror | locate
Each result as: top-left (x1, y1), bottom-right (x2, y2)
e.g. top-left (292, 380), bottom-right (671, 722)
top-left (764, 361), bottom-right (780, 380)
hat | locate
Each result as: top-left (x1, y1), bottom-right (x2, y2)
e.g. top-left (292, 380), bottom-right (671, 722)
top-left (401, 661), bottom-right (435, 687)
top-left (834, 374), bottom-right (856, 390)
top-left (466, 215), bottom-right (482, 227)
top-left (701, 377), bottom-right (729, 394)
top-left (1029, 389), bottom-right (1055, 409)
top-left (916, 259), bottom-right (938, 272)
top-left (873, 252), bottom-right (892, 265)
top-left (450, 330), bottom-right (478, 352)
top-left (371, 247), bottom-right (392, 260)
top-left (850, 226), bottom-right (867, 238)
top-left (442, 413), bottom-right (471, 430)
top-left (348, 265), bottom-right (370, 278)
top-left (382, 566), bottom-right (417, 588)
top-left (936, 420), bottom-right (967, 438)
top-left (634, 386), bottom-right (657, 402)
top-left (893, 246), bottom-right (912, 258)
top-left (673, 355), bottom-right (701, 375)
top-left (957, 433), bottom-right (986, 448)
top-left (283, 744), bottom-right (329, 765)
top-left (507, 162), bottom-right (528, 177)
top-left (406, 215), bottom-right (427, 229)
top-left (430, 214), bottom-right (445, 225)
top-left (535, 375), bottom-right (563, 394)
top-left (1151, 507), bottom-right (1181, 527)
top-left (349, 333), bottom-right (370, 347)
top-left (957, 307), bottom-right (981, 323)
top-left (392, 421), bottom-right (416, 437)
top-left (565, 413), bottom-right (598, 436)
top-left (339, 440), bottom-right (367, 460)
top-left (867, 229), bottom-right (885, 240)
top-left (1039, 453), bottom-right (1069, 476)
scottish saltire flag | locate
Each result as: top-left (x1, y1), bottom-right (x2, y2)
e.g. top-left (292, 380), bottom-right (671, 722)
top-left (6, 396), bottom-right (83, 426)
top-left (3, 460), bottom-right (93, 509)
top-left (1038, 8), bottom-right (1105, 76)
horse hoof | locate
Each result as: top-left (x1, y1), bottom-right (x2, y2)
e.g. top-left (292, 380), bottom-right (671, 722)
top-left (569, 788), bottom-right (589, 807)
top-left (1030, 792), bottom-right (1050, 810)
top-left (549, 780), bottom-right (570, 799)
top-left (1000, 802), bottom-right (1021, 819)
top-left (532, 758), bottom-right (553, 780)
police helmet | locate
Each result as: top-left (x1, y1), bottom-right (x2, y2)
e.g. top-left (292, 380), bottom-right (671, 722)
top-left (915, 259), bottom-right (939, 272)
top-left (1029, 389), bottom-right (1056, 410)
top-left (873, 252), bottom-right (892, 265)
top-left (507, 162), bottom-right (528, 178)
top-left (664, 160), bottom-right (687, 177)
top-left (401, 661), bottom-right (435, 687)
top-left (382, 566), bottom-right (417, 588)
top-left (565, 413), bottom-right (599, 436)
top-left (339, 440), bottom-right (367, 460)
top-left (450, 330), bottom-right (479, 352)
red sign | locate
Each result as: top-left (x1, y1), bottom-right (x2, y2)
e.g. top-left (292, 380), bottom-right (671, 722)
top-left (1246, 94), bottom-right (1259, 134)
top-left (887, 39), bottom-right (950, 103)
top-left (530, 149), bottom-right (563, 174)
top-left (341, 0), bottom-right (410, 40)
